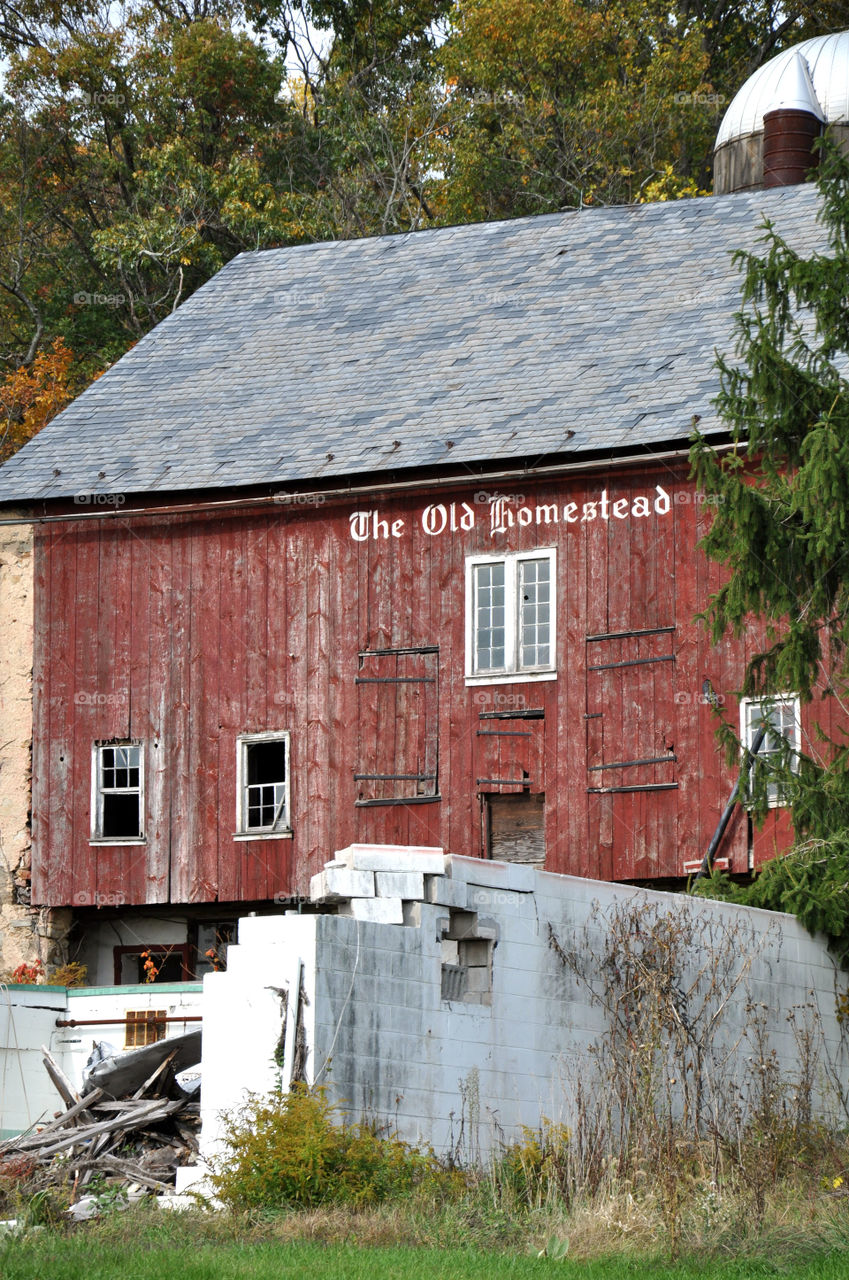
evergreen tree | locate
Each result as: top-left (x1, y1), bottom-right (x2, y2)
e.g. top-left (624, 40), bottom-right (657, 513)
top-left (691, 138), bottom-right (849, 958)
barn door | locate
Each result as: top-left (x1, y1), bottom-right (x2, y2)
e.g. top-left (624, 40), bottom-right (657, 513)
top-left (355, 646), bottom-right (438, 804)
top-left (585, 626), bottom-right (677, 878)
top-left (475, 706), bottom-right (546, 864)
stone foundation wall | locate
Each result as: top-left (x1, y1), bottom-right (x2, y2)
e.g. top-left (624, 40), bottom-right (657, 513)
top-left (0, 517), bottom-right (69, 976)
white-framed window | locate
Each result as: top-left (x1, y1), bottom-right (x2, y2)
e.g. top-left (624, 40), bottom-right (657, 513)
top-left (740, 695), bottom-right (801, 807)
top-left (236, 732), bottom-right (291, 837)
top-left (465, 549), bottom-right (556, 683)
top-left (91, 742), bottom-right (144, 842)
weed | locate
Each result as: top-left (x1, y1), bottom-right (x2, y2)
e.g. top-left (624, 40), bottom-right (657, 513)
top-left (209, 1083), bottom-right (458, 1212)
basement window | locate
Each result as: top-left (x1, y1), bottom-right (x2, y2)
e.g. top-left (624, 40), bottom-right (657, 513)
top-left (124, 1009), bottom-right (166, 1048)
top-left (92, 742), bottom-right (144, 841)
top-left (465, 550), bottom-right (556, 682)
top-left (236, 732), bottom-right (291, 837)
top-left (741, 695), bottom-right (801, 807)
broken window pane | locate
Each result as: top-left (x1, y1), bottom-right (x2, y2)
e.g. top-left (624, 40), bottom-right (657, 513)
top-left (519, 557), bottom-right (551, 667)
top-left (469, 551), bottom-right (556, 676)
top-left (95, 743), bottom-right (142, 839)
top-left (744, 697), bottom-right (800, 807)
top-left (239, 735), bottom-right (289, 833)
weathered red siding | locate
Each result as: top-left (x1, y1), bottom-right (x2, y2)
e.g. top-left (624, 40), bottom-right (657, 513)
top-left (31, 459), bottom-right (829, 906)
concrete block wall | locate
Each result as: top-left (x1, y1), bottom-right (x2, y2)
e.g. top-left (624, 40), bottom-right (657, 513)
top-left (196, 845), bottom-right (849, 1163)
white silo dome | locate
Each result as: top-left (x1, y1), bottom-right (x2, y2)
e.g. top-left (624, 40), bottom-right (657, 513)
top-left (716, 31), bottom-right (849, 149)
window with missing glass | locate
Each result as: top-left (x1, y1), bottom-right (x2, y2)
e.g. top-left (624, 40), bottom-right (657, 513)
top-left (740, 696), bottom-right (801, 807)
top-left (465, 549), bottom-right (556, 681)
top-left (236, 732), bottom-right (291, 836)
top-left (92, 742), bottom-right (144, 841)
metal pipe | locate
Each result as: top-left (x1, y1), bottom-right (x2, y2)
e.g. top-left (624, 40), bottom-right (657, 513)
top-left (695, 722), bottom-right (768, 879)
top-left (56, 1014), bottom-right (202, 1028)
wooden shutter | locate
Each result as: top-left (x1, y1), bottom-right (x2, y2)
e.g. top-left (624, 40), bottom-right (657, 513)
top-left (585, 626), bottom-right (677, 878)
top-left (355, 647), bottom-right (438, 804)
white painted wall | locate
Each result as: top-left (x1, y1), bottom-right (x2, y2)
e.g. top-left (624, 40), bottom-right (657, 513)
top-left (0, 985), bottom-right (67, 1139)
top-left (197, 849), bottom-right (849, 1163)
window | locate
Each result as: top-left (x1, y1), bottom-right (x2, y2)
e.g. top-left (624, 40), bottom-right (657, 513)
top-left (741, 696), bottom-right (801, 807)
top-left (92, 742), bottom-right (143, 841)
top-left (465, 550), bottom-right (556, 682)
top-left (236, 732), bottom-right (291, 836)
top-left (124, 1009), bottom-right (166, 1047)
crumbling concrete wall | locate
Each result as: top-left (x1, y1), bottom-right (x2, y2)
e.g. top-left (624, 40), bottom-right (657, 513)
top-left (0, 517), bottom-right (70, 976)
top-left (195, 846), bottom-right (849, 1163)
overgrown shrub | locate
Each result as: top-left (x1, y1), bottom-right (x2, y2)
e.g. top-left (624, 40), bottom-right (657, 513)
top-left (209, 1084), bottom-right (457, 1212)
top-left (492, 1122), bottom-right (572, 1210)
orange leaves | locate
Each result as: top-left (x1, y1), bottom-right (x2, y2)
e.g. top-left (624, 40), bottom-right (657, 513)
top-left (140, 949), bottom-right (160, 983)
top-left (0, 338), bottom-right (76, 464)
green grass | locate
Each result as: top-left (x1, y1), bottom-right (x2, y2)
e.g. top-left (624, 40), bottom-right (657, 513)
top-left (3, 1234), bottom-right (849, 1280)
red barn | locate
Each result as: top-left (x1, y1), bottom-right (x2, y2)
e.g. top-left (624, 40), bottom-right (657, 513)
top-left (0, 180), bottom-right (836, 983)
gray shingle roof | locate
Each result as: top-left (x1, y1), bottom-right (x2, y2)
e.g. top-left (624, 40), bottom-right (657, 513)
top-left (0, 182), bottom-right (828, 503)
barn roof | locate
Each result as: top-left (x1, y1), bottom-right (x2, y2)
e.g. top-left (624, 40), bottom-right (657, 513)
top-left (0, 181), bottom-right (827, 504)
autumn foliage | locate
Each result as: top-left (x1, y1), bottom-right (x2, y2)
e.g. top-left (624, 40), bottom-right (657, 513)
top-left (0, 339), bottom-right (77, 464)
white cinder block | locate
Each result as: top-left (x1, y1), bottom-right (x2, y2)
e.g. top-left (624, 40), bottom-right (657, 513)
top-left (450, 856), bottom-right (536, 892)
top-left (465, 966), bottom-right (491, 994)
top-left (334, 843), bottom-right (445, 874)
top-left (424, 875), bottom-right (469, 909)
top-left (376, 871), bottom-right (425, 899)
top-left (310, 867), bottom-right (375, 902)
top-left (338, 897), bottom-right (404, 924)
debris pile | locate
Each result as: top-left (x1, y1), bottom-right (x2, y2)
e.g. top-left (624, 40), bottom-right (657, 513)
top-left (0, 1033), bottom-right (201, 1202)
